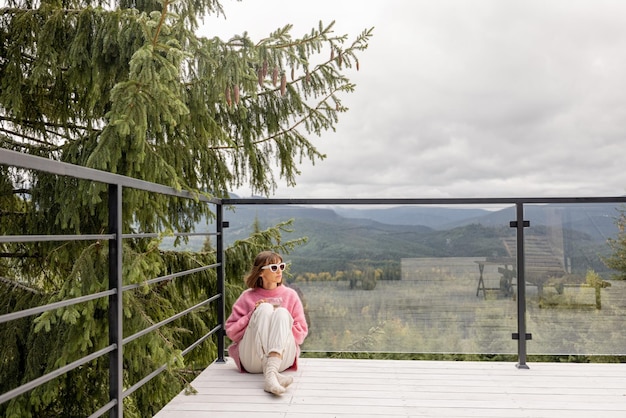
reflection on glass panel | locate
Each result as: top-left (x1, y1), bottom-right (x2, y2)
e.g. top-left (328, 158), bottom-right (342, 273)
top-left (523, 203), bottom-right (626, 356)
top-left (242, 204), bottom-right (520, 355)
top-left (298, 256), bottom-right (519, 354)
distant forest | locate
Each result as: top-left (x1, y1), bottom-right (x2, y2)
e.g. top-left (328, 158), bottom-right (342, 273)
top-left (279, 221), bottom-right (609, 279)
top-left (210, 203), bottom-right (618, 279)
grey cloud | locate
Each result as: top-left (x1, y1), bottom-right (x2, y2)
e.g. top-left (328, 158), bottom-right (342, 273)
top-left (207, 0), bottom-right (626, 199)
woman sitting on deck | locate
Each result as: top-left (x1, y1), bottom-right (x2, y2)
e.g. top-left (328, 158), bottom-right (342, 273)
top-left (225, 251), bottom-right (309, 395)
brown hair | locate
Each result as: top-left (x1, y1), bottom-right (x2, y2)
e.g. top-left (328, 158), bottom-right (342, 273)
top-left (244, 251), bottom-right (284, 289)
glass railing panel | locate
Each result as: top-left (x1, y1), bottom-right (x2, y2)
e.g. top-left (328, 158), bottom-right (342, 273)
top-left (225, 203), bottom-right (520, 355)
top-left (524, 203), bottom-right (626, 355)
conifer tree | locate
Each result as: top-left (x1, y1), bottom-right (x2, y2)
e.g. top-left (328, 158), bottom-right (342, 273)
top-left (0, 1), bottom-right (372, 416)
top-left (604, 209), bottom-right (626, 280)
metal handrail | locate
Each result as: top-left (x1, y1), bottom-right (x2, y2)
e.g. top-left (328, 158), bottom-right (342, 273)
top-left (223, 196), bottom-right (626, 205)
top-left (0, 148), bottom-right (219, 203)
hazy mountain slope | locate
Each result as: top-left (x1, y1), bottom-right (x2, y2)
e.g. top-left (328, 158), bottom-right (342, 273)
top-left (175, 201), bottom-right (618, 276)
top-left (333, 206), bottom-right (490, 229)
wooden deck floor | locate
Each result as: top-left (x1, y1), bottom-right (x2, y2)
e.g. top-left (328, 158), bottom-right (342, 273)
top-left (154, 357), bottom-right (626, 418)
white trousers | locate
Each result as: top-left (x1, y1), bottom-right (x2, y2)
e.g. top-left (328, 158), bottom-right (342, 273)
top-left (239, 303), bottom-right (297, 373)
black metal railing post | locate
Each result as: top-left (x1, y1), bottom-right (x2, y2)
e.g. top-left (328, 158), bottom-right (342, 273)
top-left (511, 203), bottom-right (530, 369)
top-left (215, 201), bottom-right (226, 363)
top-left (108, 184), bottom-right (124, 417)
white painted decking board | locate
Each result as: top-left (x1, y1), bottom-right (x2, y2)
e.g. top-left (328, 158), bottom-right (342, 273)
top-left (154, 357), bottom-right (626, 418)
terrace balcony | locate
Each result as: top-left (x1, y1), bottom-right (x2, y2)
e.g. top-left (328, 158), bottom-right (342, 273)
top-left (155, 357), bottom-right (626, 417)
top-left (1, 148), bottom-right (626, 417)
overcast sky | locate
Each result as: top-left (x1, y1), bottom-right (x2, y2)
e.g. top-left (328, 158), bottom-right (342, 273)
top-left (202, 0), bottom-right (626, 199)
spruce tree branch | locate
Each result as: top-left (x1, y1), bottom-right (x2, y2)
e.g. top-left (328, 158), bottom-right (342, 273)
top-left (0, 126), bottom-right (57, 149)
top-left (208, 49), bottom-right (352, 153)
top-left (0, 252), bottom-right (34, 257)
top-left (252, 94), bottom-right (333, 146)
top-left (0, 276), bottom-right (43, 294)
top-left (256, 30), bottom-right (325, 49)
top-left (6, 116), bottom-right (96, 133)
top-left (213, 84), bottom-right (343, 151)
top-left (252, 50), bottom-right (350, 102)
top-left (153, 1), bottom-right (171, 46)
top-left (255, 21), bottom-right (341, 49)
top-left (1, 116), bottom-right (97, 148)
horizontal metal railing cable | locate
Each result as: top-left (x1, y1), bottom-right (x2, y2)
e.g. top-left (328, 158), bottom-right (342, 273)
top-left (180, 325), bottom-right (224, 357)
top-left (122, 263), bottom-right (219, 292)
top-left (0, 233), bottom-right (114, 243)
top-left (122, 324), bottom-right (223, 401)
top-left (0, 289), bottom-right (117, 324)
top-left (122, 231), bottom-right (220, 239)
top-left (88, 400), bottom-right (118, 418)
top-left (122, 294), bottom-right (222, 345)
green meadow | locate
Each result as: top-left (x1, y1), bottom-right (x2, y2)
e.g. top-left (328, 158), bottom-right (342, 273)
top-left (297, 257), bottom-right (626, 356)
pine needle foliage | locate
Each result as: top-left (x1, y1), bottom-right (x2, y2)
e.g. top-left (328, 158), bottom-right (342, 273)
top-left (0, 0), bottom-right (372, 416)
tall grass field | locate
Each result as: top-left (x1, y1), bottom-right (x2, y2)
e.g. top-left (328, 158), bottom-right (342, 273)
top-left (297, 258), bottom-right (626, 356)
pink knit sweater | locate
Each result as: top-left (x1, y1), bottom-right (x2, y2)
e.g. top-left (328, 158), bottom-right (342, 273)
top-left (225, 285), bottom-right (308, 372)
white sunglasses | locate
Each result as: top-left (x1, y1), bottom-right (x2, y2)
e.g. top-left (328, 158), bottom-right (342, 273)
top-left (261, 262), bottom-right (287, 272)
